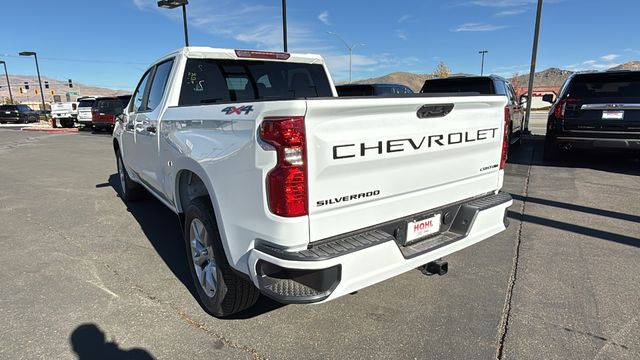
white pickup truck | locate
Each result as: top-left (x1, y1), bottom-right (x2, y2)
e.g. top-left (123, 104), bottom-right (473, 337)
top-left (113, 47), bottom-right (513, 317)
top-left (50, 101), bottom-right (78, 128)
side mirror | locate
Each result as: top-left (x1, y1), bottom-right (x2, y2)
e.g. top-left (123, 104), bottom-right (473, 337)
top-left (542, 94), bottom-right (554, 103)
top-left (519, 96), bottom-right (528, 106)
top-left (116, 114), bottom-right (125, 123)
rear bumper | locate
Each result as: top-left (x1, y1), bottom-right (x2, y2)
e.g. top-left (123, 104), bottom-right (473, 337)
top-left (0, 116), bottom-right (20, 123)
top-left (248, 192), bottom-right (512, 304)
top-left (555, 136), bottom-right (640, 150)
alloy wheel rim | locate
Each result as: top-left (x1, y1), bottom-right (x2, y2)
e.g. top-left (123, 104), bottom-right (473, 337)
top-left (189, 218), bottom-right (217, 298)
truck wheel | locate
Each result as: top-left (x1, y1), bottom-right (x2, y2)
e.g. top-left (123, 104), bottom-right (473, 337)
top-left (116, 152), bottom-right (145, 202)
top-left (184, 197), bottom-right (259, 317)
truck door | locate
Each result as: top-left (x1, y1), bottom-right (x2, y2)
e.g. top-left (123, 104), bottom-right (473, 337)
top-left (130, 59), bottom-right (175, 194)
top-left (122, 69), bottom-right (152, 178)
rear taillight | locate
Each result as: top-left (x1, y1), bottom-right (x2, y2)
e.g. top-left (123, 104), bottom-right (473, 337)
top-left (235, 49), bottom-right (290, 60)
top-left (500, 106), bottom-right (510, 170)
top-left (553, 98), bottom-right (580, 119)
top-left (260, 116), bottom-right (308, 217)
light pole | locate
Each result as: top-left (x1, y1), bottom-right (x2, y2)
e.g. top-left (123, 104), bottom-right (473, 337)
top-left (479, 50), bottom-right (488, 76)
top-left (157, 0), bottom-right (189, 46)
top-left (327, 32), bottom-right (365, 83)
top-left (19, 51), bottom-right (46, 111)
top-left (523, 0), bottom-right (544, 135)
top-left (282, 0), bottom-right (288, 52)
top-left (0, 61), bottom-right (13, 104)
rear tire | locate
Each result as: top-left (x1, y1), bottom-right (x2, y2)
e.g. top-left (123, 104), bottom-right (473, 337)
top-left (116, 151), bottom-right (145, 202)
top-left (184, 197), bottom-right (259, 318)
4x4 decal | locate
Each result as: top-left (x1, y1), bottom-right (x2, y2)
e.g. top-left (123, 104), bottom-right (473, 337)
top-left (221, 105), bottom-right (254, 115)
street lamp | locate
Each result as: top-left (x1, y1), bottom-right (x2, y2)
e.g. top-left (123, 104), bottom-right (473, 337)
top-left (19, 51), bottom-right (46, 111)
top-left (523, 0), bottom-right (544, 135)
top-left (479, 50), bottom-right (488, 76)
top-left (157, 0), bottom-right (190, 47)
top-left (0, 61), bottom-right (13, 104)
top-left (327, 32), bottom-right (365, 83)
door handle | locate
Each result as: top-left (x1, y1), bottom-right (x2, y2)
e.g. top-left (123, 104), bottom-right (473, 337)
top-left (146, 126), bottom-right (157, 133)
top-left (126, 123), bottom-right (135, 131)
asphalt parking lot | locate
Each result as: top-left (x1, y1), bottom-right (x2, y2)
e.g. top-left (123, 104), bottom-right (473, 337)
top-left (0, 118), bottom-right (638, 359)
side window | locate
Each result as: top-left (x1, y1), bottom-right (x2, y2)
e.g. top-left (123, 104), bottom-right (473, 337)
top-left (180, 59), bottom-right (230, 106)
top-left (146, 59), bottom-right (174, 111)
top-left (131, 70), bottom-right (152, 113)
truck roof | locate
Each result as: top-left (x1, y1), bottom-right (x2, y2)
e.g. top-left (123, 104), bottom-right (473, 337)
top-left (154, 46), bottom-right (325, 66)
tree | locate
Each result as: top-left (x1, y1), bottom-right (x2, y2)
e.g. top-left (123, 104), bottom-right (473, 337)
top-left (432, 62), bottom-right (452, 78)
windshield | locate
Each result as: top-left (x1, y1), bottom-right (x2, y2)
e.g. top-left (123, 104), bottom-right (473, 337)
top-left (565, 73), bottom-right (640, 102)
top-left (421, 78), bottom-right (495, 94)
top-left (78, 100), bottom-right (95, 108)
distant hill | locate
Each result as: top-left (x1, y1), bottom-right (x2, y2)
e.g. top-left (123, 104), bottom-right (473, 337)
top-left (609, 61), bottom-right (640, 71)
top-left (352, 61), bottom-right (640, 91)
top-left (0, 74), bottom-right (129, 104)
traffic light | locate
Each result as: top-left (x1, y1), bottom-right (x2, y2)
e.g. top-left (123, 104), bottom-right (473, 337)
top-left (44, 81), bottom-right (49, 89)
top-left (68, 79), bottom-right (73, 88)
top-left (35, 89), bottom-right (39, 95)
top-left (50, 90), bottom-right (55, 95)
top-left (24, 82), bottom-right (30, 90)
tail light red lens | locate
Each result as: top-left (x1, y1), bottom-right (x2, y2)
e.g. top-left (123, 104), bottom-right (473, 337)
top-left (260, 116), bottom-right (308, 217)
top-left (553, 98), bottom-right (580, 119)
top-left (500, 106), bottom-right (510, 170)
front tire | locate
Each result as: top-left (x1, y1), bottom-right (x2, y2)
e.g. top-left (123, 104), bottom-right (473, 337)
top-left (116, 151), bottom-right (145, 202)
top-left (184, 197), bottom-right (259, 317)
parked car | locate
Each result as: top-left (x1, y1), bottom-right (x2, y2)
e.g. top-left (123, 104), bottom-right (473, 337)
top-left (91, 95), bottom-right (131, 132)
top-left (76, 97), bottom-right (96, 129)
top-left (0, 104), bottom-right (39, 124)
top-left (336, 83), bottom-right (414, 96)
top-left (113, 47), bottom-right (512, 317)
top-left (420, 76), bottom-right (526, 146)
top-left (543, 70), bottom-right (640, 160)
top-left (50, 101), bottom-right (78, 128)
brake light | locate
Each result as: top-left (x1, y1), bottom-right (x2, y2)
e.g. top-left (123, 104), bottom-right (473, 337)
top-left (553, 98), bottom-right (580, 119)
top-left (235, 49), bottom-right (290, 60)
top-left (500, 106), bottom-right (510, 170)
top-left (260, 116), bottom-right (308, 217)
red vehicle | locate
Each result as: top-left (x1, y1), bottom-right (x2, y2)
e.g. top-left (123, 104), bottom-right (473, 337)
top-left (91, 95), bottom-right (132, 132)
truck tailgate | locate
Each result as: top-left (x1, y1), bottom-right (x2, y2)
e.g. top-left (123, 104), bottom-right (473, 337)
top-left (304, 95), bottom-right (507, 241)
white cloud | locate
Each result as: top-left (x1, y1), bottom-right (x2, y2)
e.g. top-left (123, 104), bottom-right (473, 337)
top-left (565, 59), bottom-right (621, 71)
top-left (494, 9), bottom-right (526, 16)
top-left (395, 30), bottom-right (408, 41)
top-left (318, 11), bottom-right (331, 25)
top-left (600, 54), bottom-right (620, 61)
top-left (624, 48), bottom-right (640, 54)
top-left (453, 23), bottom-right (509, 32)
top-left (398, 14), bottom-right (412, 23)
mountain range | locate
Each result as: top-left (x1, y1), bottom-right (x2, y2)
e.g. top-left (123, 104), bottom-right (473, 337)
top-left (353, 61), bottom-right (640, 92)
top-left (2, 61), bottom-right (639, 103)
top-left (0, 74), bottom-right (129, 104)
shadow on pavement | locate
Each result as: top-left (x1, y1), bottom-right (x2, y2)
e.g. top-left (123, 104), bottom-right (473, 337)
top-left (507, 210), bottom-right (639, 248)
top-left (507, 135), bottom-right (640, 176)
top-left (511, 194), bottom-right (640, 224)
top-left (70, 323), bottom-right (154, 360)
top-left (100, 174), bottom-right (285, 319)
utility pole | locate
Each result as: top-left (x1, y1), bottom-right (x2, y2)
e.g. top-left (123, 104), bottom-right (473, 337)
top-left (0, 61), bottom-right (13, 103)
top-left (524, 0), bottom-right (544, 135)
top-left (479, 50), bottom-right (488, 76)
top-left (282, 0), bottom-right (288, 52)
top-left (19, 51), bottom-right (46, 111)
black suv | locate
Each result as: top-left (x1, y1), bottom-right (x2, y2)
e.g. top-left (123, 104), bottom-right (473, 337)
top-left (336, 83), bottom-right (414, 96)
top-left (0, 104), bottom-right (40, 124)
top-left (543, 71), bottom-right (640, 160)
top-left (420, 76), bottom-right (526, 146)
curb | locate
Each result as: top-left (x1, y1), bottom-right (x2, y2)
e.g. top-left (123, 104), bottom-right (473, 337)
top-left (21, 127), bottom-right (79, 133)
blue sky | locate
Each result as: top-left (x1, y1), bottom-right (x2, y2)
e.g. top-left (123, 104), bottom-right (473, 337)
top-left (1, 0), bottom-right (639, 90)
